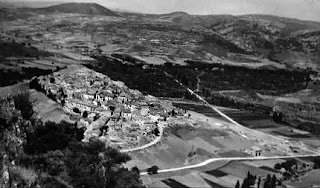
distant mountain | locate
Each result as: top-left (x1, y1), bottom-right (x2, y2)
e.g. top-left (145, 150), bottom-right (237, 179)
top-left (5, 1), bottom-right (66, 8)
top-left (127, 12), bottom-right (320, 66)
top-left (27, 2), bottom-right (118, 16)
top-left (159, 11), bottom-right (189, 17)
top-left (0, 7), bottom-right (32, 21)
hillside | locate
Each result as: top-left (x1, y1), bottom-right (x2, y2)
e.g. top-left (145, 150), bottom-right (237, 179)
top-left (137, 12), bottom-right (320, 66)
top-left (29, 2), bottom-right (118, 16)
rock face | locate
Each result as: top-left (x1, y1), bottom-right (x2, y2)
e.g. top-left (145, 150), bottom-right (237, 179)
top-left (1, 154), bottom-right (10, 188)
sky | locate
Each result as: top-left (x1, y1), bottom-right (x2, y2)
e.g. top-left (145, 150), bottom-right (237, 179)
top-left (6, 0), bottom-right (320, 22)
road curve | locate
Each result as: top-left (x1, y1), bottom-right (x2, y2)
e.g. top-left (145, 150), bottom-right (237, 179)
top-left (120, 123), bottom-right (164, 153)
top-left (141, 154), bottom-right (320, 175)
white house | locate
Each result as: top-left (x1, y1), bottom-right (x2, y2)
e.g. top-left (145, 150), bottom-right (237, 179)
top-left (122, 108), bottom-right (132, 119)
top-left (83, 94), bottom-right (94, 100)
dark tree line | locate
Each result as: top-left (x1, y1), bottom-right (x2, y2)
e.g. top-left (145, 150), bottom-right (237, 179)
top-left (0, 67), bottom-right (52, 87)
top-left (236, 172), bottom-right (278, 188)
top-left (87, 55), bottom-right (310, 115)
top-left (86, 56), bottom-right (187, 98)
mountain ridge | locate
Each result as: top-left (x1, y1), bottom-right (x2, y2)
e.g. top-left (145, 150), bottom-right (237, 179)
top-left (24, 2), bottom-right (119, 16)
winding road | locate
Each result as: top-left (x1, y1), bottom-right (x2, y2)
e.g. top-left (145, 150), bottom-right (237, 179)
top-left (138, 71), bottom-right (320, 176)
top-left (120, 71), bottom-right (320, 176)
top-left (141, 154), bottom-right (320, 175)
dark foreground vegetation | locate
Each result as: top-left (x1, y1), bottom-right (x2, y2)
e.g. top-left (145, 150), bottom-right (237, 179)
top-left (0, 92), bottom-right (144, 188)
top-left (0, 67), bottom-right (53, 87)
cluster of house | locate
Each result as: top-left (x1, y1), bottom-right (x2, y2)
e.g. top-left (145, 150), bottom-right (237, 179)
top-left (37, 69), bottom-right (136, 118)
top-left (36, 67), bottom-right (182, 148)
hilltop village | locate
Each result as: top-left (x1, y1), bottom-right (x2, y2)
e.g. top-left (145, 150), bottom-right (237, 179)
top-left (30, 66), bottom-right (188, 150)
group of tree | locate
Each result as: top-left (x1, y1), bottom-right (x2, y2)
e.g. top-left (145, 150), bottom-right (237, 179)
top-left (0, 92), bottom-right (145, 188)
top-left (313, 157), bottom-right (320, 169)
top-left (236, 171), bottom-right (258, 188)
top-left (0, 67), bottom-right (52, 87)
top-left (263, 174), bottom-right (279, 188)
top-left (12, 92), bottom-right (34, 120)
top-left (235, 172), bottom-right (279, 188)
top-left (272, 111), bottom-right (283, 124)
top-left (169, 60), bottom-right (311, 96)
top-left (87, 55), bottom-right (311, 117)
top-left (30, 77), bottom-right (67, 102)
top-left (147, 166), bottom-right (159, 175)
top-left (274, 159), bottom-right (297, 171)
top-left (85, 56), bottom-right (189, 99)
top-left (274, 159), bottom-right (299, 181)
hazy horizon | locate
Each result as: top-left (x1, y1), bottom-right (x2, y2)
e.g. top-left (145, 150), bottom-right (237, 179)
top-left (3, 0), bottom-right (320, 22)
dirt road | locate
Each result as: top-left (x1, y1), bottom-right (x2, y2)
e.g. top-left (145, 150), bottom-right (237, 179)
top-left (141, 154), bottom-right (320, 175)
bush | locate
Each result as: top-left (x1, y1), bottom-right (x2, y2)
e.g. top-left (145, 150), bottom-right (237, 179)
top-left (313, 157), bottom-right (320, 169)
top-left (73, 108), bottom-right (81, 114)
top-left (24, 121), bottom-right (81, 154)
top-left (274, 163), bottom-right (282, 170)
top-left (13, 92), bottom-right (34, 120)
top-left (147, 166), bottom-right (159, 175)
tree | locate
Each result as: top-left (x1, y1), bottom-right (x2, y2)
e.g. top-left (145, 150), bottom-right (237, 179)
top-left (152, 127), bottom-right (160, 136)
top-left (22, 150), bottom-right (65, 176)
top-left (235, 180), bottom-right (240, 188)
top-left (263, 174), bottom-right (272, 188)
top-left (64, 140), bottom-right (108, 188)
top-left (73, 108), bottom-right (81, 114)
top-left (131, 166), bottom-right (140, 174)
top-left (245, 171), bottom-right (256, 186)
top-left (271, 175), bottom-right (277, 188)
top-left (241, 178), bottom-right (249, 188)
top-left (108, 168), bottom-right (144, 188)
top-left (313, 157), bottom-right (320, 169)
top-left (71, 141), bottom-right (143, 188)
top-left (282, 159), bottom-right (297, 171)
top-left (83, 111), bottom-right (88, 118)
top-left (283, 171), bottom-right (291, 179)
top-left (274, 163), bottom-right (282, 170)
top-left (24, 121), bottom-right (79, 154)
top-left (3, 100), bottom-right (143, 188)
top-left (147, 166), bottom-right (159, 175)
top-left (13, 92), bottom-right (34, 120)
top-left (50, 77), bottom-right (55, 83)
top-left (93, 114), bottom-right (100, 121)
top-left (257, 177), bottom-right (261, 188)
top-left (61, 99), bottom-right (65, 107)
